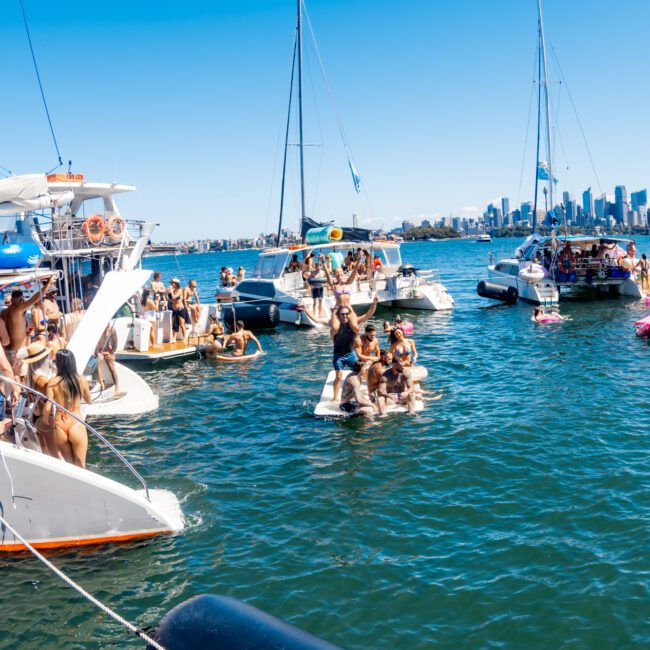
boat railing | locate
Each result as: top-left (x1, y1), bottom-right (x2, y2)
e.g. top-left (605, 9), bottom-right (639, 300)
top-left (416, 268), bottom-right (440, 282)
top-left (0, 376), bottom-right (150, 500)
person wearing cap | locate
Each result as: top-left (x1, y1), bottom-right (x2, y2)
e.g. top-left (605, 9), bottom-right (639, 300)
top-left (24, 340), bottom-right (56, 455)
top-left (3, 275), bottom-right (55, 372)
top-left (167, 278), bottom-right (189, 340)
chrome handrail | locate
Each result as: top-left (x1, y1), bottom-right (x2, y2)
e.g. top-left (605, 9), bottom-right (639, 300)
top-left (0, 376), bottom-right (150, 500)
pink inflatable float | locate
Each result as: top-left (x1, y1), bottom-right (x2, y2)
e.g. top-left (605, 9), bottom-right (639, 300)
top-left (635, 315), bottom-right (650, 338)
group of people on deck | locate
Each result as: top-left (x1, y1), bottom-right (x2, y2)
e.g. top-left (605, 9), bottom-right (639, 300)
top-left (145, 272), bottom-right (203, 344)
top-left (0, 277), bottom-right (122, 469)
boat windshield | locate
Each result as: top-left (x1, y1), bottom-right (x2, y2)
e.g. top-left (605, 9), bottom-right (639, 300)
top-left (381, 247), bottom-right (402, 267)
top-left (254, 252), bottom-right (289, 279)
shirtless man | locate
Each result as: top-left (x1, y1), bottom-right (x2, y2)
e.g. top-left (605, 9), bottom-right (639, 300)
top-left (378, 356), bottom-right (416, 415)
top-left (151, 272), bottom-right (167, 310)
top-left (339, 361), bottom-right (375, 419)
top-left (184, 279), bottom-right (202, 331)
top-left (224, 320), bottom-right (263, 357)
top-left (358, 324), bottom-right (380, 367)
top-left (95, 324), bottom-right (120, 397)
top-left (43, 287), bottom-right (64, 335)
top-left (366, 349), bottom-right (392, 416)
top-left (3, 276), bottom-right (55, 370)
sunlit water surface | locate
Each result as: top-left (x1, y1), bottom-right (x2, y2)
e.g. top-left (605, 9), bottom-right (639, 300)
top-left (2, 238), bottom-right (650, 649)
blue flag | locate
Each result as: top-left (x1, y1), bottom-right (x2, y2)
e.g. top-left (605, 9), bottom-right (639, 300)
top-left (348, 157), bottom-right (361, 193)
top-left (537, 161), bottom-right (558, 185)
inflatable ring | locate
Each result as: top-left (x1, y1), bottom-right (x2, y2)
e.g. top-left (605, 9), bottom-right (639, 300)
top-left (107, 214), bottom-right (126, 241)
top-left (83, 214), bottom-right (105, 244)
top-left (557, 253), bottom-right (575, 275)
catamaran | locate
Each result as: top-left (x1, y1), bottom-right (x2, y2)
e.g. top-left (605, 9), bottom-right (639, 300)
top-left (479, 0), bottom-right (645, 305)
top-left (229, 0), bottom-right (453, 325)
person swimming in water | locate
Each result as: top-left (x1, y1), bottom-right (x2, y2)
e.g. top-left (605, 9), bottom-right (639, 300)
top-left (44, 349), bottom-right (92, 467)
top-left (223, 320), bottom-right (263, 357)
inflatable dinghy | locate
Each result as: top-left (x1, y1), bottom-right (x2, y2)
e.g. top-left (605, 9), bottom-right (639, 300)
top-left (314, 369), bottom-right (424, 418)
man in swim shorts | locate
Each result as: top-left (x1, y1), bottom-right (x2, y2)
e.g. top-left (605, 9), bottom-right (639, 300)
top-left (331, 308), bottom-right (363, 402)
top-left (223, 320), bottom-right (263, 357)
top-left (340, 361), bottom-right (375, 419)
top-left (378, 356), bottom-right (416, 415)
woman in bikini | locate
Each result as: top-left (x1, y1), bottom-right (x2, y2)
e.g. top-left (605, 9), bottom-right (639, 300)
top-left (44, 349), bottom-right (91, 468)
top-left (323, 263), bottom-right (361, 330)
top-left (184, 279), bottom-right (202, 332)
top-left (24, 341), bottom-right (56, 456)
top-left (141, 288), bottom-right (160, 348)
top-left (167, 278), bottom-right (189, 340)
top-left (389, 326), bottom-right (417, 368)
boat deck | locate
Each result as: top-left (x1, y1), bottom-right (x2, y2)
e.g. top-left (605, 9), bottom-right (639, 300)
top-left (116, 335), bottom-right (211, 363)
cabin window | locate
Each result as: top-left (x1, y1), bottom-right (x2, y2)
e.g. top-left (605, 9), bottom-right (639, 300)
top-left (273, 253), bottom-right (289, 277)
top-left (383, 248), bottom-right (402, 267)
top-left (236, 280), bottom-right (276, 298)
top-left (260, 256), bottom-right (277, 278)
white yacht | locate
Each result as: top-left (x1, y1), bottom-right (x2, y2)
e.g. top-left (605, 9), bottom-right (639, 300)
top-left (484, 234), bottom-right (644, 304)
top-left (0, 378), bottom-right (183, 552)
top-left (232, 240), bottom-right (453, 326)
top-left (476, 233), bottom-right (492, 243)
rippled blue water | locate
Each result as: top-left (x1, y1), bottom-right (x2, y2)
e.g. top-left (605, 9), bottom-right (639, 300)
top-left (2, 237), bottom-right (650, 649)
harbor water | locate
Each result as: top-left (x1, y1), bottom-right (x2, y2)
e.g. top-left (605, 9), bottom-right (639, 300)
top-left (2, 238), bottom-right (650, 648)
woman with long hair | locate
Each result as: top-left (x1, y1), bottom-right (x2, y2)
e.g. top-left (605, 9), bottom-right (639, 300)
top-left (389, 326), bottom-right (417, 368)
top-left (141, 288), bottom-right (160, 348)
top-left (45, 349), bottom-right (91, 467)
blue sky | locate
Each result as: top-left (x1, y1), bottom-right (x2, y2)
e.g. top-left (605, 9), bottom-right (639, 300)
top-left (1, 0), bottom-right (648, 240)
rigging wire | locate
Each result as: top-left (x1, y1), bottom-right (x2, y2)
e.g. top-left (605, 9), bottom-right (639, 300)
top-left (517, 38), bottom-right (539, 211)
top-left (0, 165), bottom-right (13, 178)
top-left (0, 513), bottom-right (165, 649)
top-left (301, 1), bottom-right (374, 220)
top-left (549, 44), bottom-right (602, 196)
top-left (18, 0), bottom-right (63, 173)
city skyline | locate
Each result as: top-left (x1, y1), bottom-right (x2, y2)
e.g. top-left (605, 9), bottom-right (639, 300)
top-left (2, 0), bottom-right (650, 240)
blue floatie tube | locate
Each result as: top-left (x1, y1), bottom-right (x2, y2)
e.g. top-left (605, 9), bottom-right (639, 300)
top-left (0, 243), bottom-right (43, 269)
top-left (305, 226), bottom-right (343, 245)
top-left (330, 251), bottom-right (344, 270)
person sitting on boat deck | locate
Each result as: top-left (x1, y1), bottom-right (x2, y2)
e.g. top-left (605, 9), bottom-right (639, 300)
top-left (237, 266), bottom-right (246, 282)
top-left (184, 279), bottom-right (202, 333)
top-left (141, 288), bottom-right (160, 349)
top-left (168, 278), bottom-right (189, 341)
top-left (340, 361), bottom-right (376, 420)
top-left (389, 326), bottom-right (417, 367)
top-left (366, 349), bottom-right (392, 416)
top-left (373, 254), bottom-right (383, 273)
top-left (94, 324), bottom-right (120, 397)
top-left (378, 356), bottom-right (416, 415)
top-left (288, 254), bottom-right (302, 273)
top-left (45, 322), bottom-right (67, 360)
top-left (44, 349), bottom-right (92, 468)
top-left (219, 267), bottom-right (229, 287)
top-left (2, 276), bottom-right (55, 373)
top-left (636, 253), bottom-right (649, 291)
top-left (223, 320), bottom-right (263, 357)
top-left (151, 271), bottom-right (168, 310)
top-left (24, 340), bottom-right (56, 456)
top-left (358, 324), bottom-right (380, 370)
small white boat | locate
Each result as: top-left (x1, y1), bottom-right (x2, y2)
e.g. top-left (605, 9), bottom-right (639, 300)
top-left (0, 380), bottom-right (183, 552)
top-left (314, 369), bottom-right (425, 418)
top-left (476, 233), bottom-right (492, 243)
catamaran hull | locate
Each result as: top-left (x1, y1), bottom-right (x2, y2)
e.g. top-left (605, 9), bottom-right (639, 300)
top-left (0, 442), bottom-right (183, 552)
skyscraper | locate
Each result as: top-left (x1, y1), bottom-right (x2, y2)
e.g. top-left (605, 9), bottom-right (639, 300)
top-left (631, 189), bottom-right (647, 211)
top-left (582, 188), bottom-right (594, 218)
top-left (615, 185), bottom-right (628, 224)
top-left (565, 199), bottom-right (577, 225)
top-left (520, 202), bottom-right (532, 223)
top-left (501, 197), bottom-right (510, 221)
top-left (594, 195), bottom-right (607, 220)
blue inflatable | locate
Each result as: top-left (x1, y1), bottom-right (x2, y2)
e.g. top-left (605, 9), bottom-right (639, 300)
top-left (149, 594), bottom-right (341, 650)
top-left (0, 243), bottom-right (43, 269)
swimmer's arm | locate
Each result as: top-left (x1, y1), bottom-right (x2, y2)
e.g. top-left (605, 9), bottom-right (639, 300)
top-left (249, 332), bottom-right (263, 353)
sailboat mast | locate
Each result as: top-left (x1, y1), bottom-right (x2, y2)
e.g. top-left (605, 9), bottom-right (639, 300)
top-left (297, 0), bottom-right (306, 227)
top-left (538, 0), bottom-right (553, 211)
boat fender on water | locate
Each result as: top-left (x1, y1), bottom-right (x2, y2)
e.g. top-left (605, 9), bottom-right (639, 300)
top-left (223, 302), bottom-right (280, 330)
top-left (476, 280), bottom-right (518, 304)
top-left (83, 214), bottom-right (105, 244)
top-left (148, 594), bottom-right (342, 650)
top-left (106, 214), bottom-right (126, 241)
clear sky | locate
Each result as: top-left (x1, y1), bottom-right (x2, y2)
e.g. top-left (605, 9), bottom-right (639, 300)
top-left (1, 0), bottom-right (648, 240)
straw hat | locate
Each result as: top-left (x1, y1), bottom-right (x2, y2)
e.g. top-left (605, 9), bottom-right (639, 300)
top-left (23, 341), bottom-right (49, 364)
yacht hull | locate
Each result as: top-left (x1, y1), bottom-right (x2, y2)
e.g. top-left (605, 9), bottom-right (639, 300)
top-left (0, 442), bottom-right (183, 552)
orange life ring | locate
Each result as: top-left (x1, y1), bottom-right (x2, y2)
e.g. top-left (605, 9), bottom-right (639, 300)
top-left (107, 214), bottom-right (126, 241)
top-left (557, 253), bottom-right (575, 275)
top-left (83, 214), bottom-right (105, 244)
